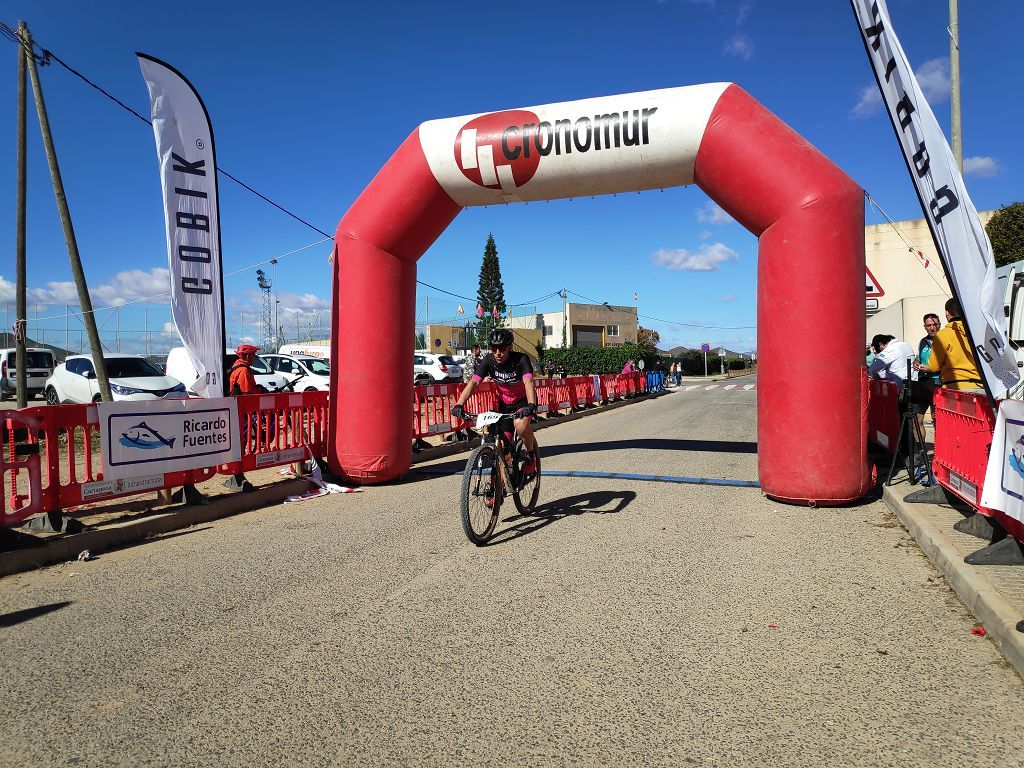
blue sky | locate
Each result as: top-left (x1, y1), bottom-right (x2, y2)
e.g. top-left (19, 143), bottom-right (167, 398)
top-left (1, 0), bottom-right (1021, 354)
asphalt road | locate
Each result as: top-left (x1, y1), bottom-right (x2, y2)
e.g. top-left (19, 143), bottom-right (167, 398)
top-left (2, 382), bottom-right (1023, 767)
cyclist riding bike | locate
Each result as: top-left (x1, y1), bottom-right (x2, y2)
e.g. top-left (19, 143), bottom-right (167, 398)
top-left (452, 328), bottom-right (538, 474)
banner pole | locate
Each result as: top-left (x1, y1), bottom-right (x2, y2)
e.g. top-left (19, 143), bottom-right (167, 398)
top-left (25, 22), bottom-right (111, 400)
top-left (15, 21), bottom-right (28, 408)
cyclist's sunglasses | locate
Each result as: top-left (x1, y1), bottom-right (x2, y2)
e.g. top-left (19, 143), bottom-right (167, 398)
top-left (489, 344), bottom-right (512, 352)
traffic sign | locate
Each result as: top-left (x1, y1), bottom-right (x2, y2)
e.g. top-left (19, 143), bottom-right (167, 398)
top-left (434, 338), bottom-right (441, 348)
top-left (701, 343), bottom-right (710, 353)
top-left (866, 267), bottom-right (884, 297)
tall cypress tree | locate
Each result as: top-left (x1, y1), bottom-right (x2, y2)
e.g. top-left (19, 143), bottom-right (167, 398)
top-left (475, 233), bottom-right (506, 342)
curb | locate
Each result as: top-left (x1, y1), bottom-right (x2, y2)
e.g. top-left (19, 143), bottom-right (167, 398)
top-left (0, 478), bottom-right (313, 578)
top-left (882, 483), bottom-right (1024, 678)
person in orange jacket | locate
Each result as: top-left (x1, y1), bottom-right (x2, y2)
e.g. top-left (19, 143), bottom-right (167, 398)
top-left (228, 343), bottom-right (265, 396)
top-left (226, 344), bottom-right (266, 492)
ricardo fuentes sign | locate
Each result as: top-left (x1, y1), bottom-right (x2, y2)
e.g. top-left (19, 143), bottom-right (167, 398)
top-left (98, 397), bottom-right (241, 481)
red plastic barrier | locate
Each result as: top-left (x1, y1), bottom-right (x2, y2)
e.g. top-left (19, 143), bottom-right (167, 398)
top-left (932, 390), bottom-right (1024, 543)
top-left (867, 379), bottom-right (901, 453)
top-left (2, 392), bottom-right (328, 526)
top-left (222, 391), bottom-right (329, 474)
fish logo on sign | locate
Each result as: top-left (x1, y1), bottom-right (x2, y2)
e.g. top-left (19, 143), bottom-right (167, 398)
top-left (119, 421), bottom-right (176, 451)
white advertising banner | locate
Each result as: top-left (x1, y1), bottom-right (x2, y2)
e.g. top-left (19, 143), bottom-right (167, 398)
top-left (851, 0), bottom-right (1019, 400)
top-left (138, 54), bottom-right (225, 398)
top-left (98, 397), bottom-right (240, 481)
top-left (980, 399), bottom-right (1024, 523)
top-left (419, 84), bottom-right (730, 206)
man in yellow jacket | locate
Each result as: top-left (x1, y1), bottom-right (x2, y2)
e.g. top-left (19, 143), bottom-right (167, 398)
top-left (914, 297), bottom-right (983, 390)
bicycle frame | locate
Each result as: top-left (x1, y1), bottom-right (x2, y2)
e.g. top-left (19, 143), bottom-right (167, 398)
top-left (469, 412), bottom-right (527, 491)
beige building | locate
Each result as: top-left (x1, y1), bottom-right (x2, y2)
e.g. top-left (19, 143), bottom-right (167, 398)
top-left (540, 303), bottom-right (638, 348)
top-left (424, 323), bottom-right (541, 358)
top-left (865, 211), bottom-right (995, 346)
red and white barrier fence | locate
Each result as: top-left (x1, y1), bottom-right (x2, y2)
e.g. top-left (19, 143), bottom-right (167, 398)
top-left (2, 391), bottom-right (328, 528)
top-left (2, 373), bottom-right (648, 526)
top-left (867, 379), bottom-right (901, 453)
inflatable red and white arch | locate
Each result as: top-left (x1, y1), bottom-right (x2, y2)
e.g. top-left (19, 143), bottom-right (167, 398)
top-left (329, 84), bottom-right (871, 505)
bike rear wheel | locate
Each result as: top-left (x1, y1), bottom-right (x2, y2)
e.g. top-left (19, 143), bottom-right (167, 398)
top-left (461, 444), bottom-right (502, 545)
top-left (512, 441), bottom-right (541, 515)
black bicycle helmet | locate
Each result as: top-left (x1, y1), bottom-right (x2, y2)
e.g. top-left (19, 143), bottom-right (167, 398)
top-left (488, 327), bottom-right (514, 347)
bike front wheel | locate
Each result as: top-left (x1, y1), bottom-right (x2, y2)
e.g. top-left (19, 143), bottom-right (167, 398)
top-left (512, 442), bottom-right (541, 515)
top-left (460, 443), bottom-right (502, 545)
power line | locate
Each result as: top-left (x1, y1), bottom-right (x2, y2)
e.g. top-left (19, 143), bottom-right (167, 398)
top-left (565, 290), bottom-right (756, 330)
top-left (4, 25), bottom-right (756, 335)
top-left (865, 192), bottom-right (951, 295)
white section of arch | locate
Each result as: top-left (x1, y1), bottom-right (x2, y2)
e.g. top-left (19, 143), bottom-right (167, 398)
top-left (418, 83), bottom-right (731, 207)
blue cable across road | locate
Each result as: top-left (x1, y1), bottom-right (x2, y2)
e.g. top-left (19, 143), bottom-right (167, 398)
top-left (415, 467), bottom-right (760, 488)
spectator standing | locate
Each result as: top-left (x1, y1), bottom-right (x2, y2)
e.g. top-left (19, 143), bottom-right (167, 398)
top-left (463, 344), bottom-right (483, 383)
top-left (868, 334), bottom-right (917, 388)
top-left (914, 298), bottom-right (983, 390)
top-left (226, 343), bottom-right (267, 492)
top-left (621, 358), bottom-right (635, 375)
top-left (916, 313), bottom-right (941, 427)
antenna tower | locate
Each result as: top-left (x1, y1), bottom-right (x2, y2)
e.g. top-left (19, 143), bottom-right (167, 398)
top-left (256, 269), bottom-right (273, 349)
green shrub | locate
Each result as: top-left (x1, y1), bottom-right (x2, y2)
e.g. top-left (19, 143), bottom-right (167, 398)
top-left (540, 342), bottom-right (646, 375)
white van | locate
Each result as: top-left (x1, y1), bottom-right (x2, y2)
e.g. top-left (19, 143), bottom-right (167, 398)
top-left (277, 343), bottom-right (331, 361)
top-left (261, 353), bottom-right (331, 391)
top-left (164, 347), bottom-right (285, 395)
top-left (0, 347), bottom-right (56, 401)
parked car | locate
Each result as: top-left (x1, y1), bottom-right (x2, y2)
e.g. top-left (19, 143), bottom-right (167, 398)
top-left (261, 353), bottom-right (330, 391)
top-left (277, 343), bottom-right (330, 361)
top-left (164, 346), bottom-right (285, 395)
top-left (44, 354), bottom-right (187, 405)
top-left (0, 347), bottom-right (56, 401)
top-left (414, 353), bottom-right (462, 386)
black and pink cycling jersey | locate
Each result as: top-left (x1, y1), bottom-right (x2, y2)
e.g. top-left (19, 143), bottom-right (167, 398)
top-left (472, 351), bottom-right (534, 405)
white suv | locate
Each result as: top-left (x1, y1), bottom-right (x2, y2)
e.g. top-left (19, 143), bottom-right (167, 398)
top-left (261, 353), bottom-right (331, 391)
top-left (45, 354), bottom-right (187, 405)
top-left (0, 347), bottom-right (56, 401)
top-left (414, 353), bottom-right (462, 386)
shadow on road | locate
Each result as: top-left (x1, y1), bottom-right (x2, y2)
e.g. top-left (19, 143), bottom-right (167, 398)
top-left (540, 438), bottom-right (757, 459)
top-left (0, 600), bottom-right (73, 628)
top-left (484, 489), bottom-right (636, 546)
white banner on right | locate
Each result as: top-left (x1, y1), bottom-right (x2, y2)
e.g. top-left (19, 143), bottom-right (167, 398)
top-left (851, 0), bottom-right (1019, 400)
top-left (981, 398), bottom-right (1024, 522)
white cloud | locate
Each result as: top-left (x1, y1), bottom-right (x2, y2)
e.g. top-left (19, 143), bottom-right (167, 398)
top-left (723, 33), bottom-right (754, 60)
top-left (852, 57), bottom-right (949, 118)
top-left (851, 85), bottom-right (882, 118)
top-left (963, 156), bottom-right (1000, 178)
top-left (698, 229), bottom-right (713, 240)
top-left (717, 295), bottom-right (738, 303)
top-left (1, 268), bottom-right (173, 309)
top-left (916, 57), bottom-right (950, 104)
top-left (735, 1), bottom-right (752, 24)
top-left (652, 243), bottom-right (740, 272)
top-left (278, 292), bottom-right (330, 312)
top-left (696, 201), bottom-right (734, 225)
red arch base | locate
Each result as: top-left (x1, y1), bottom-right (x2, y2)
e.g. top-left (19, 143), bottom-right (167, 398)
top-left (328, 85), bottom-right (872, 505)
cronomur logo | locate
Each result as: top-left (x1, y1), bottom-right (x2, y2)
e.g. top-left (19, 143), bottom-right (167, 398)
top-left (454, 106), bottom-right (659, 194)
top-left (455, 110), bottom-right (541, 193)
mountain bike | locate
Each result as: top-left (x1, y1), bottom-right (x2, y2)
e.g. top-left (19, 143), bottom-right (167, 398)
top-left (459, 411), bottom-right (541, 545)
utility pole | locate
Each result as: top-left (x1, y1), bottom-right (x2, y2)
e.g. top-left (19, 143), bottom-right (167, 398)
top-left (24, 23), bottom-right (111, 399)
top-left (949, 0), bottom-right (962, 172)
top-left (15, 21), bottom-right (28, 408)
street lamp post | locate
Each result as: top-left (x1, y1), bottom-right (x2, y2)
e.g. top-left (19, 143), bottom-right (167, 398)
top-left (270, 258), bottom-right (279, 351)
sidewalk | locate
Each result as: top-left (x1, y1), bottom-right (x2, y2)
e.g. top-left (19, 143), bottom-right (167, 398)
top-left (884, 475), bottom-right (1024, 678)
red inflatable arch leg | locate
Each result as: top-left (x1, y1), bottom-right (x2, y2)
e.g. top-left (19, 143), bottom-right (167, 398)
top-left (330, 84), bottom-right (872, 505)
top-left (695, 86), bottom-right (871, 504)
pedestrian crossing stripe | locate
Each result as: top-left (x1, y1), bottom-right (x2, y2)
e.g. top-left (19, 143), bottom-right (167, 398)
top-left (678, 383), bottom-right (757, 392)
